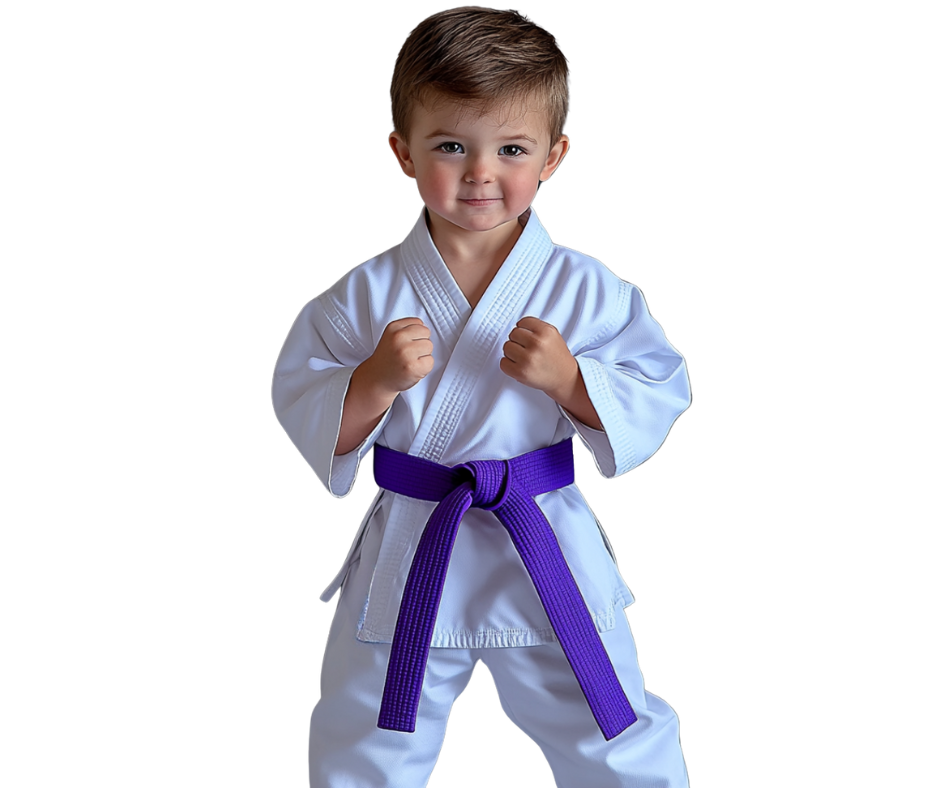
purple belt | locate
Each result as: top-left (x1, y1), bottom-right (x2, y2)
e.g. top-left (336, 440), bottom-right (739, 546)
top-left (373, 439), bottom-right (637, 740)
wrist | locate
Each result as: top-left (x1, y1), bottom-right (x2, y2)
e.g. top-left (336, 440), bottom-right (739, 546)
top-left (543, 355), bottom-right (581, 408)
top-left (548, 357), bottom-right (603, 431)
top-left (350, 361), bottom-right (398, 416)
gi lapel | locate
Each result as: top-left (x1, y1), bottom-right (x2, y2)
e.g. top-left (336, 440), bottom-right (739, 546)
top-left (358, 210), bottom-right (557, 644)
top-left (404, 209), bottom-right (554, 463)
top-left (400, 211), bottom-right (472, 358)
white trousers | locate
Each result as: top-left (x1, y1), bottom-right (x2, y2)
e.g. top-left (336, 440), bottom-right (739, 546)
top-left (310, 558), bottom-right (689, 788)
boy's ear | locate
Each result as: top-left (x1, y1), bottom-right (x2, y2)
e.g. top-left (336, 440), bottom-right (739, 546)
top-left (539, 135), bottom-right (570, 182)
top-left (389, 132), bottom-right (417, 178)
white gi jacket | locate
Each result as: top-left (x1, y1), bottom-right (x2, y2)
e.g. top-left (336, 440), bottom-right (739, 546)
top-left (273, 210), bottom-right (690, 649)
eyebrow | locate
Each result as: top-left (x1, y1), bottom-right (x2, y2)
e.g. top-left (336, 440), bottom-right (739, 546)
top-left (424, 129), bottom-right (539, 146)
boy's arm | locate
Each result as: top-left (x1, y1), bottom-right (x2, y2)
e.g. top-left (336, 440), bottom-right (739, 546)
top-left (335, 364), bottom-right (397, 457)
top-left (335, 318), bottom-right (433, 456)
top-left (273, 282), bottom-right (435, 493)
top-left (501, 282), bottom-right (690, 477)
top-left (500, 317), bottom-right (602, 430)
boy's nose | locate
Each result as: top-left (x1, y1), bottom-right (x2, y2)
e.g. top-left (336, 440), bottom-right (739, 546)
top-left (464, 156), bottom-right (494, 184)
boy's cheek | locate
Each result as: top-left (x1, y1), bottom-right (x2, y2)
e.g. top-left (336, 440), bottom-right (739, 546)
top-left (415, 172), bottom-right (454, 210)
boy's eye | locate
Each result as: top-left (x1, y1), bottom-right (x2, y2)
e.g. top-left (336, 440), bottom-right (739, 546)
top-left (500, 145), bottom-right (525, 157)
top-left (438, 142), bottom-right (464, 154)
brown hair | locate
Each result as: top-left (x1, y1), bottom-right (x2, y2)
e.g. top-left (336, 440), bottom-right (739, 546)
top-left (391, 7), bottom-right (569, 145)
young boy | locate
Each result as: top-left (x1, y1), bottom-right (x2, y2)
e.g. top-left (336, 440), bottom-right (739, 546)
top-left (273, 7), bottom-right (691, 787)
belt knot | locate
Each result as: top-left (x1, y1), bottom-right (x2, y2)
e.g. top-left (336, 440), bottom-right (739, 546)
top-left (372, 439), bottom-right (636, 740)
top-left (455, 459), bottom-right (512, 511)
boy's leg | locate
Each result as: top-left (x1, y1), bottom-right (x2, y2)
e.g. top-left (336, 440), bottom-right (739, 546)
top-left (309, 559), bottom-right (477, 788)
top-left (480, 612), bottom-right (689, 788)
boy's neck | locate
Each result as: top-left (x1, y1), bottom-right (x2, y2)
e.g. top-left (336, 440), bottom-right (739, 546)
top-left (425, 209), bottom-right (526, 309)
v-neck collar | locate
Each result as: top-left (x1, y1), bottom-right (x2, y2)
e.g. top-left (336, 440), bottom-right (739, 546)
top-left (401, 209), bottom-right (551, 350)
top-left (400, 208), bottom-right (555, 462)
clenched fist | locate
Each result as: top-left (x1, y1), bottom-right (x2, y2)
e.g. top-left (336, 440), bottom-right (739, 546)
top-left (500, 316), bottom-right (602, 430)
top-left (335, 318), bottom-right (433, 456)
top-left (364, 317), bottom-right (435, 396)
top-left (500, 317), bottom-right (579, 398)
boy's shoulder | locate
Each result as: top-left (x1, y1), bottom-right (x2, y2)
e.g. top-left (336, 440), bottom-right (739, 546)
top-left (550, 240), bottom-right (626, 279)
top-left (544, 238), bottom-right (635, 304)
top-left (317, 239), bottom-right (406, 307)
top-left (535, 229), bottom-right (645, 342)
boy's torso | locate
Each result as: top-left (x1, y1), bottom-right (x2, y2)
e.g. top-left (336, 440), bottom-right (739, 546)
top-left (316, 210), bottom-right (649, 647)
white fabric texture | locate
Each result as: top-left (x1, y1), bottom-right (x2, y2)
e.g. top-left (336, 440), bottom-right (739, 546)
top-left (272, 210), bottom-right (691, 649)
top-left (275, 210), bottom-right (691, 786)
top-left (308, 548), bottom-right (690, 788)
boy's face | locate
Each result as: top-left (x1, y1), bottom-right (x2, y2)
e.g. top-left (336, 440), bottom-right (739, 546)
top-left (389, 96), bottom-right (568, 242)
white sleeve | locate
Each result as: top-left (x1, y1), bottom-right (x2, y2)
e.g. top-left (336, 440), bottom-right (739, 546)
top-left (560, 281), bottom-right (690, 478)
top-left (271, 295), bottom-right (389, 497)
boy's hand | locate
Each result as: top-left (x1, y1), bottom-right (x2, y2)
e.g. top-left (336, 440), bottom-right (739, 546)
top-left (335, 318), bottom-right (433, 456)
top-left (500, 317), bottom-right (578, 399)
top-left (361, 317), bottom-right (434, 397)
top-left (500, 317), bottom-right (602, 430)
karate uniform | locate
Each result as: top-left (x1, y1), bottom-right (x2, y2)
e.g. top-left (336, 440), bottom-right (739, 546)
top-left (273, 209), bottom-right (691, 787)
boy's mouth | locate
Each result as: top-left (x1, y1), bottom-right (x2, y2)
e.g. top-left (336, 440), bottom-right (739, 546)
top-left (460, 198), bottom-right (502, 207)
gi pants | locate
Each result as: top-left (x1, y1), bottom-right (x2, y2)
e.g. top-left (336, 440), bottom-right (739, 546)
top-left (309, 557), bottom-right (690, 788)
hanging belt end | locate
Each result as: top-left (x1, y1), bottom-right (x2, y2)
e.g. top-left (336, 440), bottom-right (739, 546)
top-left (377, 709), bottom-right (417, 734)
